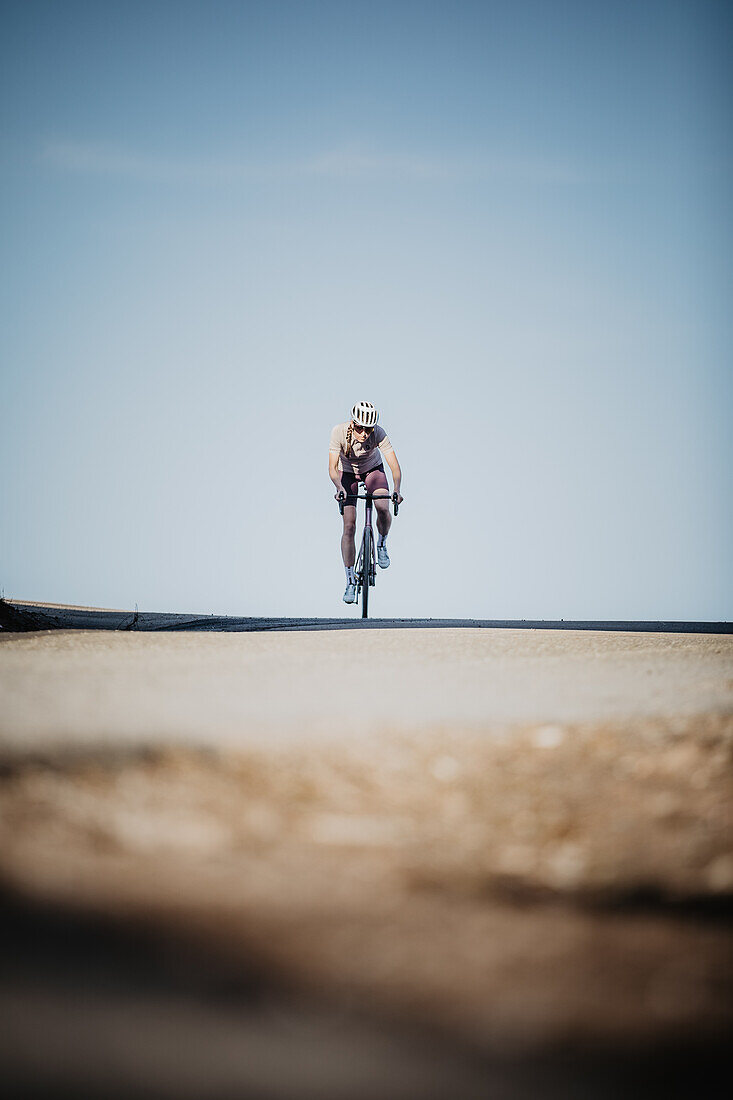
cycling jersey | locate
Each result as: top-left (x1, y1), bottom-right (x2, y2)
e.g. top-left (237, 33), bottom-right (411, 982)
top-left (329, 423), bottom-right (394, 476)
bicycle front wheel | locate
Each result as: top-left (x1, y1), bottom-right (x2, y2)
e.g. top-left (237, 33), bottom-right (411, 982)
top-left (361, 528), bottom-right (371, 618)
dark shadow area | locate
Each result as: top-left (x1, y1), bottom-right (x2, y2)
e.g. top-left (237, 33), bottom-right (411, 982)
top-left (0, 887), bottom-right (730, 1100)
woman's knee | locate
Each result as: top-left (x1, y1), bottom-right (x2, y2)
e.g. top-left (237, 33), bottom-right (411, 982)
top-left (342, 517), bottom-right (357, 538)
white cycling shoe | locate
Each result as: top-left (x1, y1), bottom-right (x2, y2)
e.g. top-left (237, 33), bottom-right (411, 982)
top-left (343, 583), bottom-right (357, 604)
top-left (377, 543), bottom-right (390, 569)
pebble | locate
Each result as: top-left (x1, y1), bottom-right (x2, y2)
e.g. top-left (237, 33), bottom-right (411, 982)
top-left (705, 853), bottom-right (733, 892)
top-left (661, 744), bottom-right (700, 775)
top-left (543, 841), bottom-right (586, 887)
top-left (496, 845), bottom-right (536, 875)
top-left (650, 791), bottom-right (681, 819)
top-left (307, 813), bottom-right (401, 847)
top-left (109, 807), bottom-right (232, 854)
top-left (431, 755), bottom-right (461, 782)
top-left (531, 725), bottom-right (566, 750)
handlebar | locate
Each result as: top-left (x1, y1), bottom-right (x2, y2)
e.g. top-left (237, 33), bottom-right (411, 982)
top-left (336, 491), bottom-right (401, 516)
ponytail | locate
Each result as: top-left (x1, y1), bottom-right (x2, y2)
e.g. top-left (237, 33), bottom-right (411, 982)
top-left (344, 420), bottom-right (375, 459)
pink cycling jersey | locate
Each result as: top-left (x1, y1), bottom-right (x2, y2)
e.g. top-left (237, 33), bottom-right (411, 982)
top-left (329, 422), bottom-right (394, 476)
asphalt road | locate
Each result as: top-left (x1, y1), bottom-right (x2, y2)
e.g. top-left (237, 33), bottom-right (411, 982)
top-left (1, 624), bottom-right (731, 1099)
top-left (1, 627), bottom-right (732, 758)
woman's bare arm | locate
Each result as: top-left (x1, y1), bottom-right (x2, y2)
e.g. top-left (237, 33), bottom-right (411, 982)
top-left (329, 452), bottom-right (342, 495)
top-left (384, 451), bottom-right (403, 501)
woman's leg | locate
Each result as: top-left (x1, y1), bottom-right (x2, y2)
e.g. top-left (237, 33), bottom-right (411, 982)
top-left (365, 467), bottom-right (391, 541)
top-left (341, 504), bottom-right (357, 566)
top-left (339, 470), bottom-right (359, 566)
top-left (374, 500), bottom-right (392, 541)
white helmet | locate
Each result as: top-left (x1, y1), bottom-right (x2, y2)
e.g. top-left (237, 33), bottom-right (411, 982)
top-left (351, 401), bottom-right (379, 428)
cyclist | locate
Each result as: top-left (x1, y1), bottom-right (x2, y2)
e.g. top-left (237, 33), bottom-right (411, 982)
top-left (329, 401), bottom-right (403, 604)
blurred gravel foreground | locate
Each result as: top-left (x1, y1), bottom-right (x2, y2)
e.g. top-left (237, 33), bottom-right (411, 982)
top-left (0, 626), bottom-right (731, 1099)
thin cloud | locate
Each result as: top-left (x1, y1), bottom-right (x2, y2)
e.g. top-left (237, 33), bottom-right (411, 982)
top-left (302, 148), bottom-right (582, 184)
top-left (301, 149), bottom-right (460, 180)
top-left (39, 140), bottom-right (582, 185)
top-left (39, 141), bottom-right (258, 182)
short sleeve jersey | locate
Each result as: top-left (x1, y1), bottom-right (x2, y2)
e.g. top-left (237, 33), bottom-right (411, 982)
top-left (329, 423), bottom-right (394, 476)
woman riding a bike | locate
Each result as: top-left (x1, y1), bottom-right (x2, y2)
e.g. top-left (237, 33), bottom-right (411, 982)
top-left (329, 401), bottom-right (403, 604)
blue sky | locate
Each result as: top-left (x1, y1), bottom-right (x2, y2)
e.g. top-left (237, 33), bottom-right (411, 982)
top-left (1, 0), bottom-right (731, 619)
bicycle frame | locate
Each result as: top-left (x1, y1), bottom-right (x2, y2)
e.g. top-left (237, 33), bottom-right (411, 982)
top-left (337, 490), bottom-right (399, 618)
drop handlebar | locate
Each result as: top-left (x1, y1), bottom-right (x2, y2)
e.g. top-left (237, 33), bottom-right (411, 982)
top-left (336, 491), bottom-right (401, 517)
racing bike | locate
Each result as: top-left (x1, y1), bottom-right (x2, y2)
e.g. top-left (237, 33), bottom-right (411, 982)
top-left (337, 489), bottom-right (400, 618)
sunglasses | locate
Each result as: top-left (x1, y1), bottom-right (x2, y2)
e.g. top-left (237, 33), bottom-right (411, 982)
top-left (352, 423), bottom-right (373, 432)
